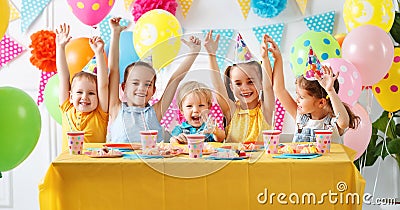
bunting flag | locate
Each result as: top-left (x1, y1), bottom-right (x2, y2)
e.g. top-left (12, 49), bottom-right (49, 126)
top-left (37, 71), bottom-right (56, 105)
top-left (237, 0), bottom-right (251, 19)
top-left (202, 29), bottom-right (235, 71)
top-left (304, 11), bottom-right (335, 34)
top-left (178, 0), bottom-right (194, 18)
top-left (252, 23), bottom-right (285, 131)
top-left (21, 0), bottom-right (52, 32)
top-left (99, 15), bottom-right (130, 44)
top-left (9, 0), bottom-right (20, 21)
top-left (124, 0), bottom-right (134, 12)
top-left (0, 35), bottom-right (25, 69)
top-left (295, 0), bottom-right (307, 15)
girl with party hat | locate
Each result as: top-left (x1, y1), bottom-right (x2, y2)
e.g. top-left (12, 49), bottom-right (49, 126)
top-left (204, 31), bottom-right (275, 143)
top-left (56, 24), bottom-right (109, 150)
top-left (272, 41), bottom-right (360, 143)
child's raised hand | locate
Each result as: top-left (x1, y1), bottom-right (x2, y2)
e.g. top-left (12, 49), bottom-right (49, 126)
top-left (261, 34), bottom-right (281, 61)
top-left (182, 36), bottom-right (201, 53)
top-left (109, 17), bottom-right (127, 33)
top-left (204, 30), bottom-right (220, 54)
top-left (89, 36), bottom-right (105, 54)
top-left (55, 23), bottom-right (71, 48)
top-left (315, 65), bottom-right (339, 92)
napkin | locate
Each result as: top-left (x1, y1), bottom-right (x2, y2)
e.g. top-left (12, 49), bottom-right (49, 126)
top-left (123, 154), bottom-right (164, 159)
top-left (272, 153), bottom-right (322, 159)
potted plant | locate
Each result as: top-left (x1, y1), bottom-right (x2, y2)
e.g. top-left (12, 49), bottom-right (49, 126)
top-left (355, 110), bottom-right (400, 170)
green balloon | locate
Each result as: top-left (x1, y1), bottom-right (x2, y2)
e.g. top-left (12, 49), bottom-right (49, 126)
top-left (0, 87), bottom-right (41, 171)
top-left (44, 75), bottom-right (61, 124)
top-left (289, 30), bottom-right (341, 77)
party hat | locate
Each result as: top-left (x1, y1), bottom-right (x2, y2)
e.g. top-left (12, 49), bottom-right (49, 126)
top-left (303, 46), bottom-right (323, 80)
top-left (82, 57), bottom-right (98, 75)
top-left (235, 33), bottom-right (255, 63)
top-left (142, 55), bottom-right (153, 66)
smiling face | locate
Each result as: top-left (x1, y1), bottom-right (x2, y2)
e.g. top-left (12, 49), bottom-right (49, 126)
top-left (295, 86), bottom-right (322, 115)
top-left (181, 92), bottom-right (211, 128)
top-left (229, 64), bottom-right (261, 109)
top-left (70, 77), bottom-right (98, 113)
top-left (123, 65), bottom-right (156, 108)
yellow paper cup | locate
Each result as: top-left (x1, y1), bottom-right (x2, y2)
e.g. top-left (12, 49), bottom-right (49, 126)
top-left (67, 131), bottom-right (84, 155)
top-left (262, 130), bottom-right (281, 154)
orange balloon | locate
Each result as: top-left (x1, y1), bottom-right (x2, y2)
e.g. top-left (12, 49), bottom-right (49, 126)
top-left (65, 37), bottom-right (94, 78)
top-left (334, 33), bottom-right (346, 48)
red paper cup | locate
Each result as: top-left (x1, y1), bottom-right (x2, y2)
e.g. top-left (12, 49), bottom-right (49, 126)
top-left (314, 130), bottom-right (332, 153)
top-left (140, 130), bottom-right (158, 151)
top-left (262, 130), bottom-right (281, 154)
top-left (67, 131), bottom-right (84, 155)
top-left (185, 134), bottom-right (205, 158)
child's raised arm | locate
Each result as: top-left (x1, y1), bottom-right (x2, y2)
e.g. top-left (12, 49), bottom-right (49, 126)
top-left (55, 23), bottom-right (72, 105)
top-left (89, 36), bottom-right (108, 113)
top-left (260, 34), bottom-right (276, 126)
top-left (108, 17), bottom-right (127, 120)
top-left (270, 37), bottom-right (298, 119)
top-left (154, 36), bottom-right (201, 121)
top-left (315, 66), bottom-right (349, 133)
top-left (204, 31), bottom-right (236, 123)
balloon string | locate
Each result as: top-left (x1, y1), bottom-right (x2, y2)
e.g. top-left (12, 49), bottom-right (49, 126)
top-left (366, 88), bottom-right (372, 115)
top-left (372, 113), bottom-right (393, 196)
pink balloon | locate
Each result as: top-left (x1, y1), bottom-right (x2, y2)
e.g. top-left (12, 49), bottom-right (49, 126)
top-left (343, 103), bottom-right (372, 160)
top-left (342, 25), bottom-right (394, 86)
top-left (322, 58), bottom-right (362, 106)
top-left (67, 0), bottom-right (115, 26)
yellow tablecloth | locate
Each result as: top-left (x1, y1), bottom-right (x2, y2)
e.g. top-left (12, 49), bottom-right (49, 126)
top-left (39, 143), bottom-right (365, 210)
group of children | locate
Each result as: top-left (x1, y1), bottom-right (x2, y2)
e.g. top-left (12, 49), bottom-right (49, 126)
top-left (56, 17), bottom-right (360, 150)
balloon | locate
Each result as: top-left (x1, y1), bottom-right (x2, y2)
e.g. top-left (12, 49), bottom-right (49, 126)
top-left (342, 25), bottom-right (394, 86)
top-left (66, 0), bottom-right (115, 26)
top-left (343, 0), bottom-right (394, 33)
top-left (44, 75), bottom-right (62, 124)
top-left (343, 103), bottom-right (372, 160)
top-left (119, 31), bottom-right (139, 83)
top-left (290, 30), bottom-right (341, 77)
top-left (372, 48), bottom-right (400, 112)
top-left (0, 87), bottom-right (41, 171)
top-left (0, 0), bottom-right (10, 40)
top-left (65, 37), bottom-right (94, 78)
top-left (322, 58), bottom-right (362, 106)
top-left (334, 33), bottom-right (346, 48)
top-left (133, 9), bottom-right (182, 70)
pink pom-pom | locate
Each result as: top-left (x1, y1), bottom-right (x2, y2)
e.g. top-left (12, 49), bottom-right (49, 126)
top-left (132, 0), bottom-right (178, 21)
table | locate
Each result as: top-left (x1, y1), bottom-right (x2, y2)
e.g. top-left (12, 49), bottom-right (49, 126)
top-left (39, 143), bottom-right (365, 210)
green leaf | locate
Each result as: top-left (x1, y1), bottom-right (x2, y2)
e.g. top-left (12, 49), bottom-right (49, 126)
top-left (388, 138), bottom-right (400, 154)
top-left (372, 111), bottom-right (396, 139)
top-left (390, 13), bottom-right (400, 44)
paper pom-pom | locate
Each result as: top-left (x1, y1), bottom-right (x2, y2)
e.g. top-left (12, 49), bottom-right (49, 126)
top-left (251, 0), bottom-right (287, 19)
top-left (29, 30), bottom-right (57, 73)
top-left (132, 0), bottom-right (178, 21)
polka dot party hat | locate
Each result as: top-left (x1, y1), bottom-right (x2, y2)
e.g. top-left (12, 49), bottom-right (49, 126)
top-left (304, 46), bottom-right (323, 81)
top-left (234, 33), bottom-right (256, 64)
top-left (82, 57), bottom-right (97, 75)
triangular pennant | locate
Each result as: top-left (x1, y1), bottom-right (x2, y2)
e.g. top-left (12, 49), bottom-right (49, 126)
top-left (252, 23), bottom-right (284, 64)
top-left (37, 71), bottom-right (56, 105)
top-left (304, 11), bottom-right (335, 34)
top-left (237, 0), bottom-right (251, 19)
top-left (295, 0), bottom-right (307, 15)
top-left (21, 0), bottom-right (52, 32)
top-left (124, 0), bottom-right (135, 12)
top-left (99, 15), bottom-right (130, 44)
top-left (252, 24), bottom-right (285, 131)
top-left (202, 29), bottom-right (235, 71)
top-left (178, 0), bottom-right (193, 18)
top-left (9, 0), bottom-right (20, 21)
top-left (0, 35), bottom-right (26, 68)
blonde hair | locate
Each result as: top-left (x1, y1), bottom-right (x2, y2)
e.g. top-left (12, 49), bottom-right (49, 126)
top-left (176, 81), bottom-right (213, 110)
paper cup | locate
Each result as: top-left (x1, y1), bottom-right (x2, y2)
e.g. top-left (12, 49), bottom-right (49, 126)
top-left (314, 130), bottom-right (332, 153)
top-left (67, 131), bottom-right (84, 155)
top-left (262, 130), bottom-right (281, 154)
top-left (140, 130), bottom-right (158, 151)
top-left (186, 134), bottom-right (205, 158)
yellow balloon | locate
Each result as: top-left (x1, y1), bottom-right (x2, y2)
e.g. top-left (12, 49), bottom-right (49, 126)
top-left (372, 48), bottom-right (400, 112)
top-left (343, 0), bottom-right (394, 32)
top-left (133, 9), bottom-right (182, 70)
top-left (0, 0), bottom-right (10, 40)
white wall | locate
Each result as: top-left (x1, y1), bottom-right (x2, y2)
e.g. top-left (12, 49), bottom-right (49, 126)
top-left (0, 0), bottom-right (398, 209)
